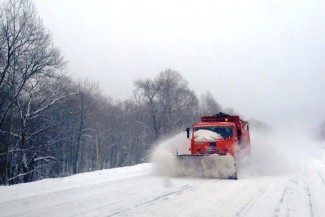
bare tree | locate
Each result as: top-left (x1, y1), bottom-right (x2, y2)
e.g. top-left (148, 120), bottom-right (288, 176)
top-left (13, 77), bottom-right (72, 183)
top-left (134, 69), bottom-right (199, 140)
top-left (0, 0), bottom-right (63, 121)
top-left (199, 91), bottom-right (222, 116)
top-left (0, 0), bottom-right (64, 184)
top-left (156, 69), bottom-right (198, 134)
top-left (133, 79), bottom-right (160, 139)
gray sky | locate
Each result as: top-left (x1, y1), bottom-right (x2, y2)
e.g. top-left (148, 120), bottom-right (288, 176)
top-left (34, 0), bottom-right (325, 129)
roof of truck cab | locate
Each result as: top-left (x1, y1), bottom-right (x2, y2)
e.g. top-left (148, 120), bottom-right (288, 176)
top-left (192, 121), bottom-right (235, 127)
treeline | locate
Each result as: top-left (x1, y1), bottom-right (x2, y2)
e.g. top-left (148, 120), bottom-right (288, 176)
top-left (0, 0), bottom-right (226, 185)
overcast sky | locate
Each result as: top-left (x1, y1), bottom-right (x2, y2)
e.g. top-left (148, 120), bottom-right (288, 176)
top-left (34, 0), bottom-right (325, 130)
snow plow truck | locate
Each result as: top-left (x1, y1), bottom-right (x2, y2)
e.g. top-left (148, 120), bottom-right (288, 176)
top-left (176, 112), bottom-right (250, 179)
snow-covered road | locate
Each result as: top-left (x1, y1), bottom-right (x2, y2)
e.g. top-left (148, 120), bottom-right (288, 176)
top-left (1, 131), bottom-right (325, 217)
top-left (1, 158), bottom-right (325, 217)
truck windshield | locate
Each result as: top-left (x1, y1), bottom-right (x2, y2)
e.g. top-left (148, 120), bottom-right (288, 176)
top-left (194, 126), bottom-right (233, 139)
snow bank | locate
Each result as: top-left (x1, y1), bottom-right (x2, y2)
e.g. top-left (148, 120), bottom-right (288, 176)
top-left (0, 163), bottom-right (152, 203)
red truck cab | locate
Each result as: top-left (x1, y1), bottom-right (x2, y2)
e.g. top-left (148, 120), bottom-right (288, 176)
top-left (186, 113), bottom-right (250, 156)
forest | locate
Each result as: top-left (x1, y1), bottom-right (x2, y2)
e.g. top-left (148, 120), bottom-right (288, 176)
top-left (0, 0), bottom-right (229, 185)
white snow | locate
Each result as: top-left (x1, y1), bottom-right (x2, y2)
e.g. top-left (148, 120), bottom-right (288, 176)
top-left (194, 129), bottom-right (222, 142)
top-left (1, 130), bottom-right (325, 217)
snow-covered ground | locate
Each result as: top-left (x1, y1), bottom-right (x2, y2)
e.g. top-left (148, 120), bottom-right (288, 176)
top-left (1, 130), bottom-right (325, 217)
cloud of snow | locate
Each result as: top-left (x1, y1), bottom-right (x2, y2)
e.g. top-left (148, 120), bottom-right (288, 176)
top-left (238, 124), bottom-right (325, 178)
top-left (150, 125), bottom-right (325, 180)
top-left (150, 132), bottom-right (237, 179)
top-left (150, 132), bottom-right (189, 177)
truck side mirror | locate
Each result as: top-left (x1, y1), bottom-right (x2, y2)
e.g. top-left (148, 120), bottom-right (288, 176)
top-left (186, 128), bottom-right (190, 138)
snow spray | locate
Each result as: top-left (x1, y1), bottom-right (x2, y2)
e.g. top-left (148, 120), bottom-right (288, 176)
top-left (150, 132), bottom-right (189, 177)
top-left (238, 124), bottom-right (324, 178)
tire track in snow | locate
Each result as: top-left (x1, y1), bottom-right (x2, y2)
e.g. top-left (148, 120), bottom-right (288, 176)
top-left (235, 187), bottom-right (266, 217)
top-left (134, 185), bottom-right (193, 206)
top-left (304, 171), bottom-right (314, 217)
top-left (108, 185), bottom-right (194, 217)
top-left (271, 175), bottom-right (298, 217)
top-left (273, 187), bottom-right (291, 217)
